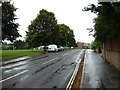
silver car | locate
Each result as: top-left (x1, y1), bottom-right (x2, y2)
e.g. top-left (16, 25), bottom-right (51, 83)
top-left (58, 46), bottom-right (64, 51)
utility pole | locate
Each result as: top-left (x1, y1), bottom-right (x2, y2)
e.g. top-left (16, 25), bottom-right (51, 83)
top-left (65, 33), bottom-right (67, 46)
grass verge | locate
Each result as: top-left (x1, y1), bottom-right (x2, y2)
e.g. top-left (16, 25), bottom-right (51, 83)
top-left (1, 49), bottom-right (44, 61)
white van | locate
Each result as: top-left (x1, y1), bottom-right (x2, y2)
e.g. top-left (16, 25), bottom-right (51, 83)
top-left (48, 44), bottom-right (58, 52)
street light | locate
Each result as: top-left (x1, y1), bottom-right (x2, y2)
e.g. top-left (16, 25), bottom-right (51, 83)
top-left (66, 31), bottom-right (70, 46)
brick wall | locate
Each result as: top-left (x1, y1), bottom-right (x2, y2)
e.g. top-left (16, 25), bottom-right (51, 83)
top-left (102, 35), bottom-right (120, 71)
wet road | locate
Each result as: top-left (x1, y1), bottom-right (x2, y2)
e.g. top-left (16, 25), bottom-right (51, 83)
top-left (1, 49), bottom-right (84, 88)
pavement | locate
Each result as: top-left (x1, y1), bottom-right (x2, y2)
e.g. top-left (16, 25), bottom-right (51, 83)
top-left (80, 49), bottom-right (120, 89)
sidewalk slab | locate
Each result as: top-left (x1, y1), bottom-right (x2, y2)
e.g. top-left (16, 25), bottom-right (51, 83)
top-left (80, 49), bottom-right (120, 88)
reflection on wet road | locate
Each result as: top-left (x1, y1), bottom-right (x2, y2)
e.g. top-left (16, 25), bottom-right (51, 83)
top-left (1, 49), bottom-right (85, 88)
top-left (2, 56), bottom-right (31, 65)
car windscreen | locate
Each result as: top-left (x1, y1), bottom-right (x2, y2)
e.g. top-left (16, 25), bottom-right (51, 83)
top-left (48, 46), bottom-right (56, 48)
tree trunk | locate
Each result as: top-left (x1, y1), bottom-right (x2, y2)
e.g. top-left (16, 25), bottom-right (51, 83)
top-left (103, 43), bottom-right (106, 61)
top-left (44, 46), bottom-right (46, 51)
top-left (43, 45), bottom-right (48, 54)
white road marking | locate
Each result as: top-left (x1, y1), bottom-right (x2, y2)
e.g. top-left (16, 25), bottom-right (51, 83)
top-left (42, 57), bottom-right (58, 65)
top-left (72, 50), bottom-right (79, 53)
top-left (80, 50), bottom-right (83, 55)
top-left (72, 51), bottom-right (76, 53)
top-left (0, 70), bottom-right (28, 83)
top-left (63, 53), bottom-right (68, 56)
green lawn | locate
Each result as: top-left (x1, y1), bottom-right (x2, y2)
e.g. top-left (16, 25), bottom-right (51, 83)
top-left (1, 49), bottom-right (44, 61)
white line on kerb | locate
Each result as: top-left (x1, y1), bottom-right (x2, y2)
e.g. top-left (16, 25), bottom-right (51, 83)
top-left (42, 57), bottom-right (58, 65)
top-left (0, 70), bottom-right (28, 83)
top-left (63, 53), bottom-right (68, 56)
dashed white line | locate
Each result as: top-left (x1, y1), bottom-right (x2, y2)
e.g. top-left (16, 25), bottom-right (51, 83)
top-left (42, 57), bottom-right (58, 65)
top-left (0, 70), bottom-right (28, 83)
top-left (72, 51), bottom-right (76, 53)
top-left (63, 53), bottom-right (68, 56)
top-left (80, 51), bottom-right (83, 54)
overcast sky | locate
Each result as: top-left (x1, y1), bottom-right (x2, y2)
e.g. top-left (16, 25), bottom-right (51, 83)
top-left (12, 0), bottom-right (98, 43)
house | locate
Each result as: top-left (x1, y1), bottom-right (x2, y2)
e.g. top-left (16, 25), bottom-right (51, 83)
top-left (76, 42), bottom-right (91, 49)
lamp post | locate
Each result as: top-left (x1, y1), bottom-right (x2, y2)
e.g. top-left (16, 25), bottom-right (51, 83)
top-left (65, 31), bottom-right (70, 46)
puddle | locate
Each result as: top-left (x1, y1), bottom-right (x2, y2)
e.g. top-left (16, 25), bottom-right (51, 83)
top-left (3, 56), bottom-right (31, 64)
top-left (2, 60), bottom-right (29, 69)
top-left (3, 69), bottom-right (13, 73)
top-left (14, 65), bottom-right (28, 70)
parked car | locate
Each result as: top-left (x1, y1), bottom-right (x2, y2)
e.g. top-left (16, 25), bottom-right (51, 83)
top-left (63, 46), bottom-right (69, 49)
top-left (58, 46), bottom-right (64, 51)
top-left (48, 44), bottom-right (58, 52)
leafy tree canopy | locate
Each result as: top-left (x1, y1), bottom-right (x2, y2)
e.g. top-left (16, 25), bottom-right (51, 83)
top-left (13, 40), bottom-right (27, 49)
top-left (2, 1), bottom-right (21, 42)
top-left (83, 2), bottom-right (120, 43)
top-left (26, 9), bottom-right (76, 49)
top-left (26, 9), bottom-right (57, 48)
top-left (57, 24), bottom-right (76, 47)
top-left (91, 40), bottom-right (102, 49)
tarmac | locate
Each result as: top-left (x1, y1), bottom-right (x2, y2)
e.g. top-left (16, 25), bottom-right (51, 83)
top-left (1, 49), bottom-right (120, 89)
top-left (80, 49), bottom-right (120, 89)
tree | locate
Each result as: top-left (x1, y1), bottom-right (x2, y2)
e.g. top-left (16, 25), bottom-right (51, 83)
top-left (26, 9), bottom-right (77, 50)
top-left (91, 40), bottom-right (102, 49)
top-left (57, 24), bottom-right (76, 47)
top-left (26, 9), bottom-right (57, 50)
top-left (83, 2), bottom-right (120, 43)
top-left (2, 1), bottom-right (21, 42)
top-left (13, 40), bottom-right (27, 49)
top-left (84, 2), bottom-right (120, 60)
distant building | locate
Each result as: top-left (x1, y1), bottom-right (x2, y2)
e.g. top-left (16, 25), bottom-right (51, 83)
top-left (76, 42), bottom-right (91, 49)
top-left (76, 42), bottom-right (83, 48)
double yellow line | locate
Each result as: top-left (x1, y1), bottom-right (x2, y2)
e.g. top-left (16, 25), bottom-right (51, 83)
top-left (65, 59), bottom-right (81, 90)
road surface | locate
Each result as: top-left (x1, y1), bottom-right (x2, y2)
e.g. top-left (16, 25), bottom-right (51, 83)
top-left (1, 49), bottom-right (84, 89)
